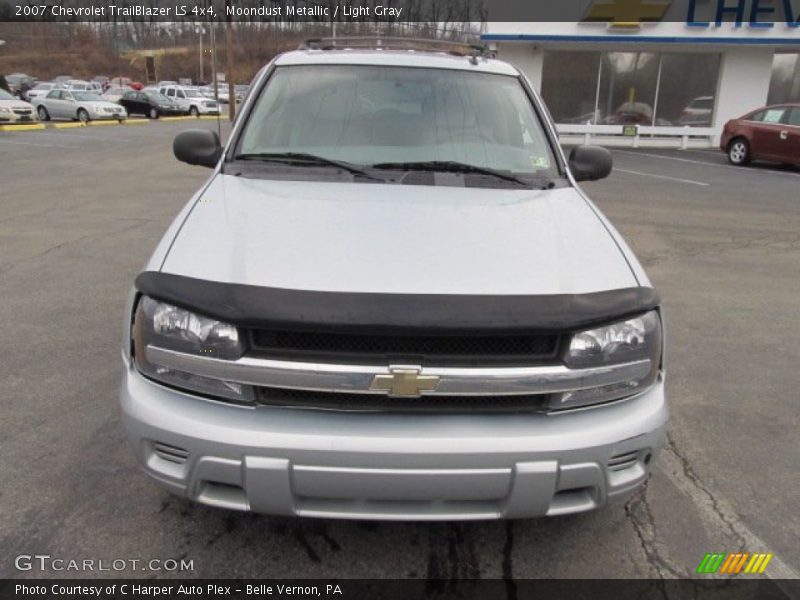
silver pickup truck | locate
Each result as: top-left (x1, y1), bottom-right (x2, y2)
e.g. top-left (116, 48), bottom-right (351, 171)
top-left (120, 38), bottom-right (667, 521)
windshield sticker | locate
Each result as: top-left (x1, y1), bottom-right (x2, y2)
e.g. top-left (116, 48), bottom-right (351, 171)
top-left (530, 156), bottom-right (550, 170)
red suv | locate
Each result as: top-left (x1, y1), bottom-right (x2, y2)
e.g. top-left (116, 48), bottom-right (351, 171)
top-left (721, 104), bottom-right (800, 167)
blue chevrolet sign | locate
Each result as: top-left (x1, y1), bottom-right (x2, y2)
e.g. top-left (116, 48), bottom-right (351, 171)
top-left (686, 0), bottom-right (799, 27)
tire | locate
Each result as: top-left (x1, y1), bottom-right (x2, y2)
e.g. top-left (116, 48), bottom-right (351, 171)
top-left (149, 107), bottom-right (159, 119)
top-left (37, 106), bottom-right (50, 121)
top-left (727, 138), bottom-right (750, 166)
top-left (189, 105), bottom-right (199, 117)
top-left (77, 109), bottom-right (90, 124)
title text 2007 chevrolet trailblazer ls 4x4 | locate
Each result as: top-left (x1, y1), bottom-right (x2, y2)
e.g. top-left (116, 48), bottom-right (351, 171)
top-left (120, 40), bottom-right (667, 520)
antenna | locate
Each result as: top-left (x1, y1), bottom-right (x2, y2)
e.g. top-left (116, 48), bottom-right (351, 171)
top-left (207, 0), bottom-right (221, 139)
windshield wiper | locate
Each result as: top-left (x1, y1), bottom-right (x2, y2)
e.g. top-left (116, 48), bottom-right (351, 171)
top-left (371, 161), bottom-right (538, 188)
top-left (233, 152), bottom-right (384, 181)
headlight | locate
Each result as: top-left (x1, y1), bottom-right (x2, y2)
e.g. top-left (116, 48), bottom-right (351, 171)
top-left (0, 107), bottom-right (11, 113)
top-left (132, 296), bottom-right (253, 403)
top-left (552, 310), bottom-right (662, 410)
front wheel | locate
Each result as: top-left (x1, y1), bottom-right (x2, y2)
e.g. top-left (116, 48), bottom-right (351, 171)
top-left (77, 109), bottom-right (90, 124)
top-left (189, 105), bottom-right (199, 117)
top-left (37, 106), bottom-right (50, 121)
top-left (727, 138), bottom-right (750, 166)
top-left (149, 107), bottom-right (159, 119)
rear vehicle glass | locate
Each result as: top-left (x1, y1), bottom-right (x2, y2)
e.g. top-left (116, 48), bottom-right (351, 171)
top-left (787, 108), bottom-right (800, 127)
top-left (237, 65), bottom-right (559, 182)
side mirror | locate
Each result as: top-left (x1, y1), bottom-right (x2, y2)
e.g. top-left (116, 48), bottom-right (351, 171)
top-left (568, 145), bottom-right (613, 182)
top-left (173, 129), bottom-right (223, 168)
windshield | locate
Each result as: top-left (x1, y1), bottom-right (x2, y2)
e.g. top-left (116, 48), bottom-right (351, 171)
top-left (146, 93), bottom-right (171, 103)
top-left (73, 92), bottom-right (102, 101)
top-left (236, 65), bottom-right (560, 186)
top-left (0, 89), bottom-right (13, 100)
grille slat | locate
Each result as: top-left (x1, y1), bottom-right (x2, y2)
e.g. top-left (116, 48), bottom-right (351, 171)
top-left (256, 387), bottom-right (551, 413)
top-left (153, 442), bottom-right (190, 464)
top-left (250, 329), bottom-right (560, 366)
top-left (608, 451), bottom-right (639, 471)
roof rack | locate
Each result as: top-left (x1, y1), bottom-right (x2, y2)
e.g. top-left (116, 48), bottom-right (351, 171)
top-left (298, 37), bottom-right (494, 63)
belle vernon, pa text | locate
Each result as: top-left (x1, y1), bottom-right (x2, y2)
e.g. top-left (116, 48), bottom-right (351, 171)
top-left (16, 584), bottom-right (344, 597)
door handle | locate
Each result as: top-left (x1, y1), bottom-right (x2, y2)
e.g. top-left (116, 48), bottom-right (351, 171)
top-left (780, 130), bottom-right (788, 140)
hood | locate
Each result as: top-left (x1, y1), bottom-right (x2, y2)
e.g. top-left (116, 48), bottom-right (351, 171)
top-left (0, 99), bottom-right (34, 110)
top-left (159, 175), bottom-right (637, 295)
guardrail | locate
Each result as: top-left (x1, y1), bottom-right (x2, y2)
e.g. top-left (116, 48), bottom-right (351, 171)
top-left (556, 124), bottom-right (719, 149)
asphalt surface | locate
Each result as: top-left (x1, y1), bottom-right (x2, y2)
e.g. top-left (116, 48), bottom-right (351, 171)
top-left (0, 122), bottom-right (798, 582)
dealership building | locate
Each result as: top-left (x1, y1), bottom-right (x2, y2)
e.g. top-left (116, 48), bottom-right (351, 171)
top-left (483, 16), bottom-right (800, 146)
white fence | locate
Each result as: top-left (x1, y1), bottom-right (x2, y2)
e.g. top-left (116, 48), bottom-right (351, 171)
top-left (556, 124), bottom-right (719, 149)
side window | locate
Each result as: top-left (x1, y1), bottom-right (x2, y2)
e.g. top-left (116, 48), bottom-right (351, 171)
top-left (177, 90), bottom-right (185, 98)
top-left (746, 110), bottom-right (765, 122)
top-left (167, 89), bottom-right (176, 97)
top-left (762, 108), bottom-right (786, 124)
top-left (63, 93), bottom-right (73, 101)
top-left (46, 90), bottom-right (60, 99)
top-left (788, 108), bottom-right (800, 127)
top-left (159, 87), bottom-right (166, 95)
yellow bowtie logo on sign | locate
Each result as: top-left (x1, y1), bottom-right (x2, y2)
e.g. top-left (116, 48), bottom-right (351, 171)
top-left (583, 0), bottom-right (673, 28)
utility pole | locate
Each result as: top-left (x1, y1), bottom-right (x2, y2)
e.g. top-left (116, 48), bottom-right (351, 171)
top-left (225, 0), bottom-right (235, 121)
top-left (196, 26), bottom-right (205, 82)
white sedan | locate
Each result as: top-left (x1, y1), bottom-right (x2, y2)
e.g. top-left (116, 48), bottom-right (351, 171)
top-left (35, 90), bottom-right (127, 123)
top-left (0, 88), bottom-right (38, 123)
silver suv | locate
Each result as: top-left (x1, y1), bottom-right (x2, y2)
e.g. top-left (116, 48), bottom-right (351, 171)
top-left (121, 39), bottom-right (667, 520)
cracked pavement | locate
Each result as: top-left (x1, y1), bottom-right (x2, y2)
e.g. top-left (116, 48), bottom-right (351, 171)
top-left (0, 124), bottom-right (798, 581)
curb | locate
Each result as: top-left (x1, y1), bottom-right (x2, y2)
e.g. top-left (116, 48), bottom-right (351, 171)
top-left (0, 123), bottom-right (46, 132)
top-left (52, 122), bottom-right (86, 129)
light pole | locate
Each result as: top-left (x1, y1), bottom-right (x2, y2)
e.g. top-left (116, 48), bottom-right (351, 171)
top-left (195, 26), bottom-right (206, 83)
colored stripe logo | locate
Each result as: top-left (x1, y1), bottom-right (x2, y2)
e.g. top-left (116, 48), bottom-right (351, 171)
top-left (697, 552), bottom-right (773, 574)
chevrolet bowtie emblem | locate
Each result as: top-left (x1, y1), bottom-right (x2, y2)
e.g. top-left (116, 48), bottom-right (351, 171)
top-left (370, 367), bottom-right (441, 397)
top-left (583, 0), bottom-right (672, 27)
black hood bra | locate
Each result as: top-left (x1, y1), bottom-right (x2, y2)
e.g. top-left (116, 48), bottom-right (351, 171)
top-left (135, 271), bottom-right (660, 334)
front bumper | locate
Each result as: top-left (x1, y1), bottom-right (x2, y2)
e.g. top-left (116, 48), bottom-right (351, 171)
top-left (0, 112), bottom-right (37, 123)
top-left (120, 363), bottom-right (667, 520)
top-left (90, 110), bottom-right (127, 120)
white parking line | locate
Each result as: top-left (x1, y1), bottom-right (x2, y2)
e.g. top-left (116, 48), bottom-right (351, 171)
top-left (659, 448), bottom-right (800, 584)
top-left (615, 149), bottom-right (800, 179)
top-left (615, 168), bottom-right (709, 187)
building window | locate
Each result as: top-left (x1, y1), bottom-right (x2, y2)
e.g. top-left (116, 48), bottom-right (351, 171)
top-left (540, 51), bottom-right (721, 127)
top-left (768, 53), bottom-right (800, 105)
top-left (541, 51), bottom-right (603, 124)
top-left (657, 53), bottom-right (720, 127)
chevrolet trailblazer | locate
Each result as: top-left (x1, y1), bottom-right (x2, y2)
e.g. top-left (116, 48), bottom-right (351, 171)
top-left (120, 38), bottom-right (667, 520)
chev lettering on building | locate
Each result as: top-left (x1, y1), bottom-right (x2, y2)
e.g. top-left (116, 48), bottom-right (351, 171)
top-left (583, 0), bottom-right (799, 28)
top-left (687, 0), bottom-right (800, 27)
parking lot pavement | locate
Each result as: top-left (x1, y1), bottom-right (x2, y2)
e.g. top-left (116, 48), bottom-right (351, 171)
top-left (1, 124), bottom-right (798, 581)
